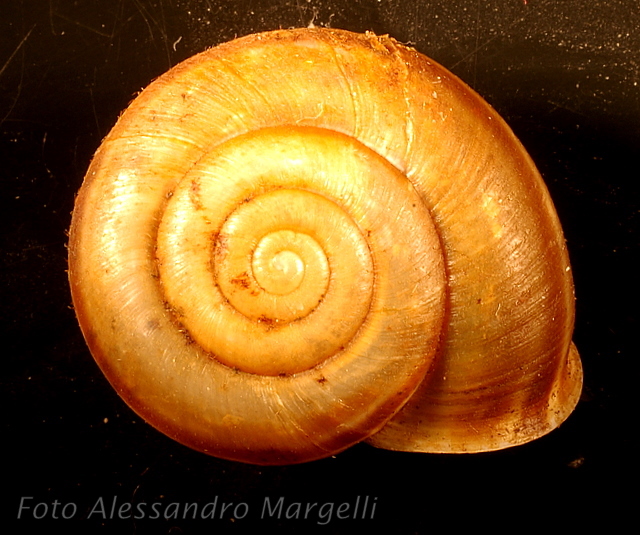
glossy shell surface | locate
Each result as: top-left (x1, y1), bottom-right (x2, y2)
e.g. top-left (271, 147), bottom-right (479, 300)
top-left (68, 28), bottom-right (582, 464)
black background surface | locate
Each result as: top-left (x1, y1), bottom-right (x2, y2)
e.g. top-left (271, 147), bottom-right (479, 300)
top-left (2, 1), bottom-right (637, 533)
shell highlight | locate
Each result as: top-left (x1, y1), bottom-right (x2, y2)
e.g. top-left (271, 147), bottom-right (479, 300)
top-left (68, 28), bottom-right (582, 464)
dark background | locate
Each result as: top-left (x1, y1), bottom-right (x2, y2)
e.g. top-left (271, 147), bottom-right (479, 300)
top-left (2, 0), bottom-right (637, 532)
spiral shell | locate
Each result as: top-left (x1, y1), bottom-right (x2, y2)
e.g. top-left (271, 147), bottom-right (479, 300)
top-left (68, 28), bottom-right (582, 464)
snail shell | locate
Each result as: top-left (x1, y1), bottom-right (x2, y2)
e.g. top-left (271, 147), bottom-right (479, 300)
top-left (68, 28), bottom-right (582, 464)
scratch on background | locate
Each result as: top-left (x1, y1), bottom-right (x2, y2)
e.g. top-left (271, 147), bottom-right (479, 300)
top-left (0, 25), bottom-right (35, 79)
top-left (0, 25), bottom-right (36, 126)
top-left (448, 14), bottom-right (527, 72)
top-left (132, 0), bottom-right (173, 67)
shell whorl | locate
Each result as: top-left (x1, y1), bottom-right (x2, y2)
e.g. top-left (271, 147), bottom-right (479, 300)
top-left (68, 28), bottom-right (582, 464)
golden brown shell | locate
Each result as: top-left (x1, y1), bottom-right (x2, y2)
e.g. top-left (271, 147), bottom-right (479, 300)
top-left (68, 28), bottom-right (582, 464)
